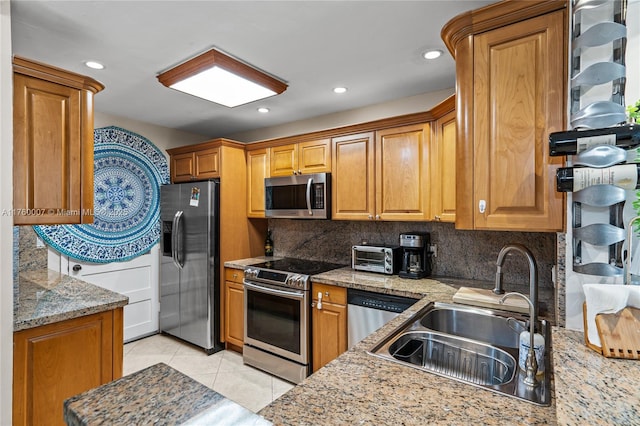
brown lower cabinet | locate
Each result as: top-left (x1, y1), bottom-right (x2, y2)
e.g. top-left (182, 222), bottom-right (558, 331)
top-left (312, 283), bottom-right (347, 372)
top-left (13, 308), bottom-right (123, 426)
top-left (224, 268), bottom-right (245, 351)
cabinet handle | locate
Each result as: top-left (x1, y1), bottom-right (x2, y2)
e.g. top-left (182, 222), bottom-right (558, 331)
top-left (479, 199), bottom-right (486, 214)
top-left (317, 292), bottom-right (323, 310)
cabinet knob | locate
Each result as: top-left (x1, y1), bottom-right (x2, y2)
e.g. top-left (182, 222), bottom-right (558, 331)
top-left (298, 170), bottom-right (302, 175)
top-left (232, 273), bottom-right (238, 279)
top-left (375, 215), bottom-right (380, 220)
top-left (434, 215), bottom-right (441, 221)
top-left (368, 215), bottom-right (374, 220)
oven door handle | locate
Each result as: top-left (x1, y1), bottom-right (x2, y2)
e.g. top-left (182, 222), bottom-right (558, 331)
top-left (306, 177), bottom-right (313, 216)
top-left (244, 281), bottom-right (305, 300)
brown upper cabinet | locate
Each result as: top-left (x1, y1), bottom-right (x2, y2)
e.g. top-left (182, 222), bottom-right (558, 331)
top-left (170, 146), bottom-right (220, 183)
top-left (246, 148), bottom-right (270, 218)
top-left (13, 56), bottom-right (104, 225)
top-left (332, 123), bottom-right (430, 221)
top-left (442, 0), bottom-right (566, 232)
top-left (430, 97), bottom-right (456, 223)
top-left (270, 138), bottom-right (331, 177)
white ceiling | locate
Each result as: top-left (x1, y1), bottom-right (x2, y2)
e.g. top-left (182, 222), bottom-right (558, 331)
top-left (10, 0), bottom-right (493, 138)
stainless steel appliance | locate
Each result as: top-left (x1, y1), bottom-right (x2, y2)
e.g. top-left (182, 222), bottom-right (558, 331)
top-left (160, 180), bottom-right (223, 354)
top-left (347, 289), bottom-right (416, 349)
top-left (399, 232), bottom-right (431, 279)
top-left (265, 172), bottom-right (330, 219)
top-left (351, 244), bottom-right (401, 275)
top-left (243, 258), bottom-right (343, 383)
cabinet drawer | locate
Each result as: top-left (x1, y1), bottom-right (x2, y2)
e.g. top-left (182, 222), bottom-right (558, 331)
top-left (225, 267), bottom-right (244, 284)
top-left (312, 283), bottom-right (346, 305)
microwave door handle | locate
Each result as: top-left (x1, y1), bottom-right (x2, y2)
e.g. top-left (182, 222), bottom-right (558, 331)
top-left (172, 210), bottom-right (184, 269)
top-left (306, 177), bottom-right (313, 216)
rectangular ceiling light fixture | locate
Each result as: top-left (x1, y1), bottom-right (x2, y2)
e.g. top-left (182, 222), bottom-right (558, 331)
top-left (157, 48), bottom-right (287, 108)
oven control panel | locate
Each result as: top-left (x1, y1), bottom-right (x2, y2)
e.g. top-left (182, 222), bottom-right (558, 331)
top-left (244, 268), bottom-right (310, 290)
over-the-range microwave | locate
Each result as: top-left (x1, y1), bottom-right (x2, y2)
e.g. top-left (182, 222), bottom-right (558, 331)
top-left (265, 172), bottom-right (330, 219)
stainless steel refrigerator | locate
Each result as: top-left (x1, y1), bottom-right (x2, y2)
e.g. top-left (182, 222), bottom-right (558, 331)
top-left (160, 180), bottom-right (222, 354)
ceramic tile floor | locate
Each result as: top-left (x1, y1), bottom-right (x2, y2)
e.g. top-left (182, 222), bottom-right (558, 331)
top-left (123, 333), bottom-right (295, 413)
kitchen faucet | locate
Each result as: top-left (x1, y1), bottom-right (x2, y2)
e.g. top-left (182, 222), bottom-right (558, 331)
top-left (493, 244), bottom-right (539, 324)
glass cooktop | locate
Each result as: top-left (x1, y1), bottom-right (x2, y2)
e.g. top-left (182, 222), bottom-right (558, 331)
top-left (251, 258), bottom-right (345, 276)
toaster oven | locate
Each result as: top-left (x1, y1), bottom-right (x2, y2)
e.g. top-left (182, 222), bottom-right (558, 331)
top-left (351, 244), bottom-right (401, 275)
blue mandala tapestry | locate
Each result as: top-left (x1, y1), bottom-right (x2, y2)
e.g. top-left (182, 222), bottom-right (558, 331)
top-left (34, 126), bottom-right (170, 263)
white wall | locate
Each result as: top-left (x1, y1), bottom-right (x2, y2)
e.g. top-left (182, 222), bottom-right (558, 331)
top-left (0, 1), bottom-right (12, 422)
top-left (227, 88), bottom-right (454, 143)
top-left (95, 111), bottom-right (208, 153)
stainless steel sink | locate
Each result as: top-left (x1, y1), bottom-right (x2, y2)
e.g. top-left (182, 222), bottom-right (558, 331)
top-left (419, 305), bottom-right (522, 349)
top-left (368, 302), bottom-right (551, 406)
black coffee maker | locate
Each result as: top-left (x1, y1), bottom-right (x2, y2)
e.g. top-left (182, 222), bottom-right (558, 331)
top-left (399, 232), bottom-right (431, 279)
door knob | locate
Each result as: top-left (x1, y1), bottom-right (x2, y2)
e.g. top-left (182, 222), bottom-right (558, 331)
top-left (72, 264), bottom-right (82, 272)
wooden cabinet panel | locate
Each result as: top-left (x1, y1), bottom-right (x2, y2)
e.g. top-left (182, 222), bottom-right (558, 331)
top-left (171, 147), bottom-right (220, 182)
top-left (431, 108), bottom-right (457, 222)
top-left (311, 283), bottom-right (347, 372)
top-left (171, 152), bottom-right (195, 182)
top-left (270, 139), bottom-right (331, 177)
top-left (448, 6), bottom-right (565, 232)
top-left (13, 57), bottom-right (102, 225)
top-left (225, 279), bottom-right (245, 349)
top-left (13, 309), bottom-right (122, 426)
top-left (375, 124), bottom-right (430, 221)
top-left (331, 133), bottom-right (375, 220)
top-left (194, 147), bottom-right (220, 179)
top-left (298, 139), bottom-right (331, 174)
top-left (247, 148), bottom-right (270, 218)
top-left (270, 144), bottom-right (298, 177)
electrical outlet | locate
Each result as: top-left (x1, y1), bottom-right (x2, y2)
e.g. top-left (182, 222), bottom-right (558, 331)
top-left (429, 244), bottom-right (437, 258)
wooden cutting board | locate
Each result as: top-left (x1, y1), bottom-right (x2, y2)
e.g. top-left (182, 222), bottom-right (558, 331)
top-left (595, 307), bottom-right (640, 359)
top-left (452, 287), bottom-right (529, 314)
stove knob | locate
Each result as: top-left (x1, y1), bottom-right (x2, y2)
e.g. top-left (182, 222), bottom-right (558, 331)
top-left (296, 277), bottom-right (305, 288)
top-left (286, 275), bottom-right (295, 286)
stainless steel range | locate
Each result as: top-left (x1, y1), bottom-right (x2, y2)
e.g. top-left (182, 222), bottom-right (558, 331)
top-left (243, 258), bottom-right (344, 384)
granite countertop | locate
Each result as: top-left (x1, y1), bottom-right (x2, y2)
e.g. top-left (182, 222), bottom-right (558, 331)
top-left (225, 258), bottom-right (638, 424)
top-left (552, 328), bottom-right (640, 425)
top-left (14, 268), bottom-right (129, 332)
top-left (64, 362), bottom-right (271, 426)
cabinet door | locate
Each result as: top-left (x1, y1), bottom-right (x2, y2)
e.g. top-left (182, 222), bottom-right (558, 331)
top-left (13, 309), bottom-right (122, 426)
top-left (298, 139), bottom-right (331, 174)
top-left (224, 280), bottom-right (245, 348)
top-left (13, 74), bottom-right (84, 225)
top-left (431, 110), bottom-right (457, 222)
top-left (247, 148), bottom-right (270, 218)
top-left (270, 144), bottom-right (298, 176)
top-left (194, 147), bottom-right (220, 179)
top-left (311, 284), bottom-right (347, 372)
top-left (471, 11), bottom-right (564, 231)
top-left (331, 133), bottom-right (375, 220)
top-left (375, 124), bottom-right (430, 221)
top-left (171, 152), bottom-right (195, 183)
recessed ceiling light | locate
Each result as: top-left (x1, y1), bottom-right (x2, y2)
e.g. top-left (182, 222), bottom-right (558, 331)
top-left (257, 107), bottom-right (270, 113)
top-left (85, 61), bottom-right (105, 70)
top-left (423, 50), bottom-right (443, 60)
top-left (333, 87), bottom-right (347, 94)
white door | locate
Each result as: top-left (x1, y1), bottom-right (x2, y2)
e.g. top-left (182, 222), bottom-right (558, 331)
top-left (53, 245), bottom-right (160, 343)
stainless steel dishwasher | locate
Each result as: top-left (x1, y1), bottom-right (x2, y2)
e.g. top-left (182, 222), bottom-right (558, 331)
top-left (347, 289), bottom-right (417, 349)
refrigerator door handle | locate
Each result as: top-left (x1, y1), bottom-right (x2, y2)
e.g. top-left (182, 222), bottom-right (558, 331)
top-left (172, 210), bottom-right (184, 269)
top-left (305, 177), bottom-right (313, 216)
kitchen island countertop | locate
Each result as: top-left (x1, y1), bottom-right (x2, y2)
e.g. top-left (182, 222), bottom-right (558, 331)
top-left (14, 268), bottom-right (128, 331)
